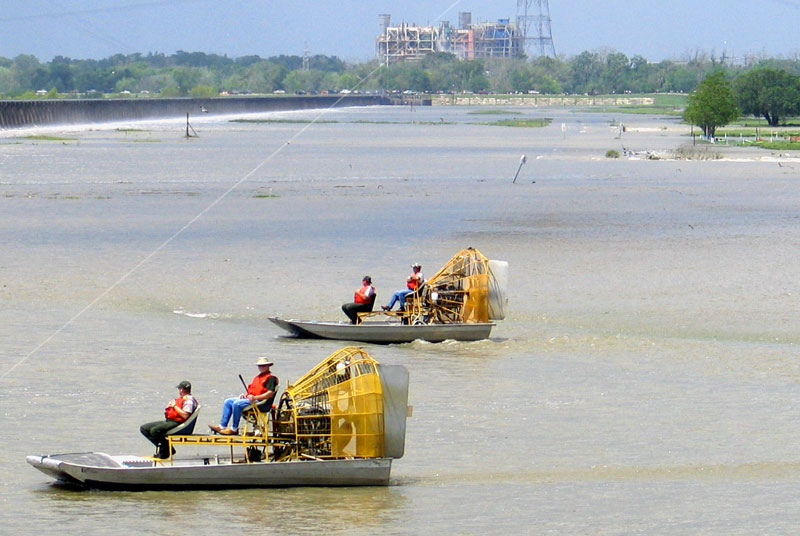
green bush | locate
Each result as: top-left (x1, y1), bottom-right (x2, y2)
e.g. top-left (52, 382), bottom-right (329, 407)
top-left (605, 149), bottom-right (620, 158)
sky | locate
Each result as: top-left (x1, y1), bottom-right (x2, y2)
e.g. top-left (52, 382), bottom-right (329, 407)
top-left (0, 0), bottom-right (798, 63)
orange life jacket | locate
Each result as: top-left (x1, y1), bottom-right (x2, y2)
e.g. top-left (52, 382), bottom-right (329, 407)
top-left (247, 373), bottom-right (276, 396)
top-left (354, 285), bottom-right (376, 304)
top-left (407, 272), bottom-right (423, 290)
top-left (164, 395), bottom-right (192, 422)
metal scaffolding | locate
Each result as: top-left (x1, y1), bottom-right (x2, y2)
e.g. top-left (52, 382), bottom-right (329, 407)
top-left (516, 0), bottom-right (556, 57)
top-left (376, 13), bottom-right (524, 65)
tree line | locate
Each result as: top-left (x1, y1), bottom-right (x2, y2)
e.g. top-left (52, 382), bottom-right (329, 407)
top-left (2, 49), bottom-right (800, 128)
top-left (684, 66), bottom-right (800, 138)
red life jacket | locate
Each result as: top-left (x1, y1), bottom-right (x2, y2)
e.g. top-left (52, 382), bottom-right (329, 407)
top-left (247, 373), bottom-right (275, 396)
top-left (164, 396), bottom-right (191, 422)
top-left (406, 272), bottom-right (423, 290)
top-left (354, 285), bottom-right (376, 305)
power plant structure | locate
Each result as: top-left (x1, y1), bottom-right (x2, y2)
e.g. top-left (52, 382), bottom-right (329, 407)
top-left (376, 5), bottom-right (555, 66)
top-left (516, 0), bottom-right (556, 57)
top-left (377, 13), bottom-right (522, 66)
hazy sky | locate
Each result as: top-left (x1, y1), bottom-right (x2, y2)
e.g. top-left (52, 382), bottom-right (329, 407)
top-left (1, 0), bottom-right (798, 63)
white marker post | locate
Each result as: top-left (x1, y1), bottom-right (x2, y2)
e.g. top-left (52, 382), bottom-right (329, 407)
top-left (512, 154), bottom-right (527, 184)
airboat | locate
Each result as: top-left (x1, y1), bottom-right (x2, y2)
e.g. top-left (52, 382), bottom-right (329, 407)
top-left (270, 248), bottom-right (508, 344)
top-left (27, 347), bottom-right (410, 490)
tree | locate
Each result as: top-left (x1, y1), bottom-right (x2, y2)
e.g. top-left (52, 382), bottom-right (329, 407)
top-left (171, 67), bottom-right (200, 96)
top-left (0, 65), bottom-right (11, 95)
top-left (241, 61), bottom-right (287, 93)
top-left (487, 59), bottom-right (525, 93)
top-left (189, 85), bottom-right (218, 97)
top-left (509, 64), bottom-right (534, 93)
top-left (602, 52), bottom-right (630, 93)
top-left (683, 70), bottom-right (739, 138)
top-left (531, 55), bottom-right (569, 93)
top-left (9, 54), bottom-right (44, 94)
top-left (282, 69), bottom-right (324, 93)
top-left (664, 63), bottom-right (698, 93)
top-left (733, 67), bottom-right (800, 126)
top-left (569, 51), bottom-right (603, 94)
top-left (379, 63), bottom-right (432, 92)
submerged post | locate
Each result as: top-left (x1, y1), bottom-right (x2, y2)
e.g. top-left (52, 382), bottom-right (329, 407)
top-left (512, 154), bottom-right (527, 184)
top-left (185, 113), bottom-right (198, 137)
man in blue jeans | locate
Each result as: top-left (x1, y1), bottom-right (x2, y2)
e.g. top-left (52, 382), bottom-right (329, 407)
top-left (382, 263), bottom-right (424, 311)
top-left (209, 357), bottom-right (278, 435)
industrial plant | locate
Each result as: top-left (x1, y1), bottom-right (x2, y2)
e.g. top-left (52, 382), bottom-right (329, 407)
top-left (376, 1), bottom-right (555, 65)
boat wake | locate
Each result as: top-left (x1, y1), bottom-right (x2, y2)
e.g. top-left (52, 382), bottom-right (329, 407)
top-left (172, 309), bottom-right (217, 319)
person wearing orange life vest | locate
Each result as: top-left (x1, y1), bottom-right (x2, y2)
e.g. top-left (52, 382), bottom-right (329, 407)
top-left (209, 357), bottom-right (278, 435)
top-left (341, 275), bottom-right (377, 324)
top-left (140, 380), bottom-right (198, 459)
top-left (382, 263), bottom-right (424, 312)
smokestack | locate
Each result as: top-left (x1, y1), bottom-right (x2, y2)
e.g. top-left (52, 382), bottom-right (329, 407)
top-left (379, 14), bottom-right (391, 33)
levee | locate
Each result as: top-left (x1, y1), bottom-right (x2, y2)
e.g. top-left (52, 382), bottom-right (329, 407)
top-left (0, 95), bottom-right (389, 129)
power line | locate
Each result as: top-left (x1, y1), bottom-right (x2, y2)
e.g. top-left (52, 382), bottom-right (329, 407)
top-left (0, 0), bottom-right (203, 23)
top-left (1, 1), bottom-right (469, 381)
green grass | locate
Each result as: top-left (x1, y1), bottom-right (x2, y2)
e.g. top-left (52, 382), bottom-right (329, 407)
top-left (672, 146), bottom-right (724, 160)
top-left (579, 93), bottom-right (687, 115)
top-left (733, 117), bottom-right (800, 127)
top-left (467, 109), bottom-right (522, 115)
top-left (480, 118), bottom-right (552, 127)
top-left (717, 127), bottom-right (800, 137)
top-left (588, 105), bottom-right (683, 116)
top-left (252, 193), bottom-right (279, 198)
top-left (230, 118), bottom-right (338, 124)
top-left (352, 119), bottom-right (455, 125)
top-left (744, 140), bottom-right (800, 150)
top-left (651, 94), bottom-right (688, 107)
top-left (22, 135), bottom-right (75, 141)
top-left (716, 124), bottom-right (800, 150)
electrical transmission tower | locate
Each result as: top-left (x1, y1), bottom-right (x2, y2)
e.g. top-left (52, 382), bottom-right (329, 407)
top-left (516, 0), bottom-right (556, 57)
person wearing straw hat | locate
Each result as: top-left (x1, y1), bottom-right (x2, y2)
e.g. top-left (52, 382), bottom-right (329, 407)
top-left (382, 263), bottom-right (424, 312)
top-left (209, 358), bottom-right (278, 435)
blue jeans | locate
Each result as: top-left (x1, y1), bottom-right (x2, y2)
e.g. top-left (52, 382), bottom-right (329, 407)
top-left (387, 289), bottom-right (412, 310)
top-left (219, 397), bottom-right (254, 429)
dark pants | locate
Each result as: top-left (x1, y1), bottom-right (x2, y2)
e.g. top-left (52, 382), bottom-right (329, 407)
top-left (341, 302), bottom-right (373, 324)
top-left (140, 419), bottom-right (179, 458)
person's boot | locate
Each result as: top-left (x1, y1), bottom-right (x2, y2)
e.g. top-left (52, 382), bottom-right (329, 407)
top-left (156, 443), bottom-right (171, 459)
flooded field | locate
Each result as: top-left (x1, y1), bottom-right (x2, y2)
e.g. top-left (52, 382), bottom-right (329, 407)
top-left (2, 104), bottom-right (800, 534)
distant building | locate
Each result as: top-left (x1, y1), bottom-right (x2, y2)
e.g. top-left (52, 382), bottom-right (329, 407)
top-left (376, 12), bottom-right (523, 65)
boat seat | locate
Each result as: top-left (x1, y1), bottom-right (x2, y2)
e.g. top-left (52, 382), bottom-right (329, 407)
top-left (166, 405), bottom-right (201, 437)
top-left (242, 399), bottom-right (275, 437)
top-left (403, 283), bottom-right (429, 325)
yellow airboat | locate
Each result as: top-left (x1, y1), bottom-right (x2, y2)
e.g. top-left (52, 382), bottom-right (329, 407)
top-left (270, 248), bottom-right (508, 343)
top-left (27, 347), bottom-right (410, 489)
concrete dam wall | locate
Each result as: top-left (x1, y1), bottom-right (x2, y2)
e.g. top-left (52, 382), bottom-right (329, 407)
top-left (0, 95), bottom-right (388, 129)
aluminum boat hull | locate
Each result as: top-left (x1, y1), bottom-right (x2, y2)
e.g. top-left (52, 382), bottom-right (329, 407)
top-left (27, 452), bottom-right (392, 490)
top-left (269, 317), bottom-right (493, 343)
